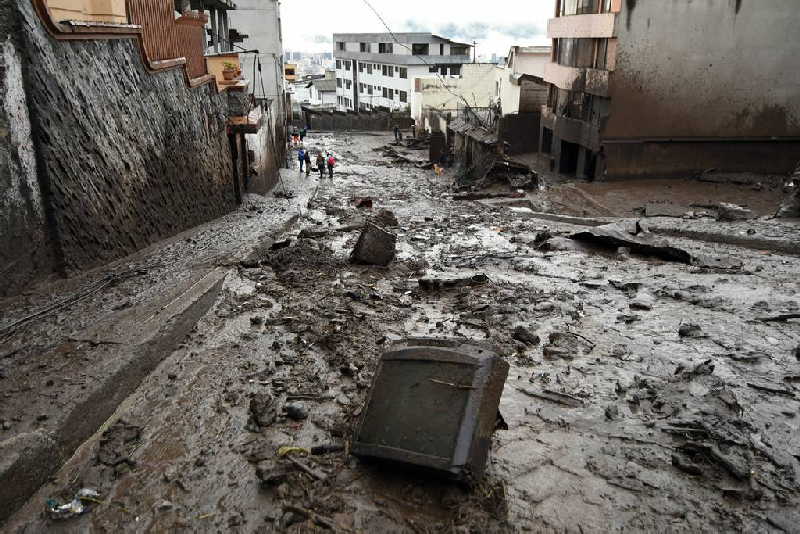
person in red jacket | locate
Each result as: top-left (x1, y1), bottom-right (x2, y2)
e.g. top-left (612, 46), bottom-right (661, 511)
top-left (326, 153), bottom-right (336, 179)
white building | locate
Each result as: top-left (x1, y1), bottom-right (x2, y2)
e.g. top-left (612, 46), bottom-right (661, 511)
top-left (332, 33), bottom-right (472, 113)
top-left (496, 46), bottom-right (550, 116)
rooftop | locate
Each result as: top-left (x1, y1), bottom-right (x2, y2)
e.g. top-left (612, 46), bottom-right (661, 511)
top-left (332, 32), bottom-right (472, 48)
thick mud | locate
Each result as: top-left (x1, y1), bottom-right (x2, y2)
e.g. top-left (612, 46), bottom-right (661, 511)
top-left (2, 133), bottom-right (799, 533)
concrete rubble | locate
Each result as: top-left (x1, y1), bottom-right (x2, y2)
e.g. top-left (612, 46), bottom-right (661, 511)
top-left (0, 132), bottom-right (798, 533)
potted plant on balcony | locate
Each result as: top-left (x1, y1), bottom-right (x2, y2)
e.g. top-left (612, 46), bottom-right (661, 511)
top-left (222, 62), bottom-right (238, 81)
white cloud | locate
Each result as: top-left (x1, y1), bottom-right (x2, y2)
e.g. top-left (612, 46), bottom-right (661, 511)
top-left (281, 0), bottom-right (554, 56)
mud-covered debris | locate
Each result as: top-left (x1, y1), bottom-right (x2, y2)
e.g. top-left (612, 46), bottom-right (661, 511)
top-left (604, 404), bottom-right (620, 420)
top-left (542, 332), bottom-right (593, 360)
top-left (350, 223), bottom-right (397, 266)
top-left (516, 386), bottom-right (584, 407)
top-left (310, 443), bottom-right (345, 455)
top-left (372, 208), bottom-right (399, 228)
top-left (256, 462), bottom-right (293, 487)
top-left (512, 326), bottom-right (540, 346)
top-left (270, 239), bottom-right (292, 250)
top-left (97, 421), bottom-right (141, 468)
top-left (570, 221), bottom-right (693, 263)
top-left (46, 488), bottom-right (101, 520)
top-left (248, 392), bottom-right (279, 430)
top-left (250, 316), bottom-right (264, 326)
top-left (353, 338), bottom-right (508, 480)
top-left (674, 359), bottom-right (715, 379)
top-left (679, 323), bottom-right (704, 338)
top-left (267, 239), bottom-right (338, 272)
top-left (284, 402), bottom-right (308, 421)
top-left (716, 202), bottom-right (754, 222)
top-left (354, 197), bottom-right (373, 209)
top-left (630, 292), bottom-right (655, 311)
top-left (418, 273), bottom-right (490, 291)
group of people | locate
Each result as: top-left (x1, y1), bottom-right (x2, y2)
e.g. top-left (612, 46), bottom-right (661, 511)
top-left (297, 147), bottom-right (336, 179)
top-left (290, 127), bottom-right (307, 146)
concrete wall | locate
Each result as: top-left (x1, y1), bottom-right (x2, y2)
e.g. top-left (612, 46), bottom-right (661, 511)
top-left (0, 0), bottom-right (237, 294)
top-left (247, 100), bottom-right (284, 194)
top-left (606, 0), bottom-right (800, 140)
top-left (412, 64), bottom-right (498, 125)
top-left (0, 10), bottom-right (54, 296)
top-left (228, 0), bottom-right (285, 112)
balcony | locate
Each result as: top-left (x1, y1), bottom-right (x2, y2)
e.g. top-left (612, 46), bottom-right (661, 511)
top-left (547, 13), bottom-right (615, 39)
top-left (541, 106), bottom-right (601, 151)
top-left (543, 62), bottom-right (609, 97)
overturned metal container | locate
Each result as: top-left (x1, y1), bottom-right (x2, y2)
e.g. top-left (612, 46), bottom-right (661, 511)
top-left (352, 338), bottom-right (509, 480)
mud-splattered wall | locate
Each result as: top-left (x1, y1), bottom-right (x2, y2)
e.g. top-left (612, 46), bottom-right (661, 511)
top-left (0, 0), bottom-right (237, 296)
top-left (606, 0), bottom-right (800, 140)
top-left (0, 4), bottom-right (54, 297)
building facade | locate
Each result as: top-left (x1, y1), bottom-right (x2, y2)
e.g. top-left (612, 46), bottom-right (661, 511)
top-left (540, 0), bottom-right (800, 180)
top-left (496, 46), bottom-right (550, 116)
top-left (332, 33), bottom-right (471, 113)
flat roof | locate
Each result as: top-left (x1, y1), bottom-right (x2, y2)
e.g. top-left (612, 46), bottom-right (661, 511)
top-left (333, 32), bottom-right (472, 48)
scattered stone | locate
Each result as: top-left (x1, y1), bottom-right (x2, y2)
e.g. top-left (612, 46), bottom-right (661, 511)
top-left (716, 203), bottom-right (754, 222)
top-left (630, 292), bottom-right (655, 311)
top-left (679, 323), bottom-right (703, 338)
top-left (195, 457), bottom-right (206, 468)
top-left (373, 208), bottom-right (399, 228)
top-left (2, 421), bottom-right (11, 430)
top-left (256, 462), bottom-right (293, 487)
top-left (284, 402), bottom-right (308, 421)
top-left (512, 326), bottom-right (540, 347)
top-left (248, 392), bottom-right (279, 430)
top-left (350, 223), bottom-right (397, 266)
top-left (36, 414), bottom-right (48, 422)
top-left (154, 499), bottom-right (174, 511)
top-left (98, 420), bottom-right (141, 468)
top-left (250, 316), bottom-right (264, 326)
top-left (604, 404), bottom-right (620, 420)
top-left (534, 301), bottom-right (555, 312)
top-left (167, 373), bottom-right (177, 380)
top-left (542, 332), bottom-right (593, 360)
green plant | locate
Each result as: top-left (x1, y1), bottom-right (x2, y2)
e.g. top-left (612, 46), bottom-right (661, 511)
top-left (222, 62), bottom-right (237, 71)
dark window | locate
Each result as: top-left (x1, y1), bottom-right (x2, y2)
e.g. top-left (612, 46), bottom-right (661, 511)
top-left (358, 62), bottom-right (364, 72)
top-left (368, 85), bottom-right (373, 95)
top-left (429, 65), bottom-right (439, 73)
top-left (336, 78), bottom-right (342, 88)
top-left (400, 90), bottom-right (407, 103)
top-left (382, 65), bottom-right (387, 76)
top-left (336, 60), bottom-right (342, 69)
top-left (345, 60), bottom-right (351, 71)
top-left (367, 64), bottom-right (373, 74)
top-left (337, 41), bottom-right (345, 51)
top-left (440, 43), bottom-right (444, 55)
top-left (556, 38), bottom-right (595, 68)
top-left (560, 0), bottom-right (598, 16)
top-left (360, 42), bottom-right (368, 52)
top-left (595, 38), bottom-right (608, 69)
top-left (439, 66), bottom-right (447, 75)
top-left (412, 43), bottom-right (430, 55)
top-left (450, 45), bottom-right (468, 56)
top-left (399, 67), bottom-right (407, 79)
top-left (450, 65), bottom-right (461, 76)
top-left (379, 42), bottom-right (393, 54)
top-left (547, 85), bottom-right (558, 108)
top-left (600, 0), bottom-right (612, 12)
top-left (388, 66), bottom-right (394, 77)
top-left (382, 87), bottom-right (388, 98)
top-left (345, 79), bottom-right (352, 89)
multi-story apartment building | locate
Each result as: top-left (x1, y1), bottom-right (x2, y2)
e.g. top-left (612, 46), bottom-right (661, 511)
top-left (540, 0), bottom-right (800, 180)
top-left (332, 33), bottom-right (472, 113)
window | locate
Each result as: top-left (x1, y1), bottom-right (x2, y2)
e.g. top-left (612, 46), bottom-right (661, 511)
top-left (336, 60), bottom-right (342, 69)
top-left (428, 65), bottom-right (439, 73)
top-left (439, 66), bottom-right (447, 76)
top-left (382, 65), bottom-right (388, 76)
top-left (595, 39), bottom-right (608, 69)
top-left (600, 0), bottom-right (612, 12)
top-left (367, 64), bottom-right (373, 74)
top-left (337, 42), bottom-right (345, 51)
top-left (556, 38), bottom-right (595, 68)
top-left (378, 42), bottom-right (393, 54)
top-left (345, 60), bottom-right (351, 71)
top-left (560, 0), bottom-right (598, 16)
top-left (387, 66), bottom-right (394, 77)
top-left (360, 42), bottom-right (368, 52)
top-left (399, 90), bottom-right (407, 103)
top-left (450, 45), bottom-right (469, 56)
top-left (358, 62), bottom-right (364, 73)
top-left (382, 87), bottom-right (388, 98)
top-left (359, 83), bottom-right (364, 93)
top-left (345, 79), bottom-right (352, 89)
top-left (412, 43), bottom-right (430, 55)
top-left (368, 85), bottom-right (373, 95)
top-left (547, 85), bottom-right (558, 109)
top-left (399, 67), bottom-right (407, 79)
top-left (439, 43), bottom-right (444, 55)
top-left (336, 78), bottom-right (342, 88)
top-left (450, 65), bottom-right (461, 76)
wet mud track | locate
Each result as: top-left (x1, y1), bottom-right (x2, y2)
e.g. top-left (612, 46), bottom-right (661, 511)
top-left (2, 133), bottom-right (800, 532)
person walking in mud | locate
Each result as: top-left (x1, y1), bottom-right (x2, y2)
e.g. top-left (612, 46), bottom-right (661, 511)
top-left (297, 147), bottom-right (306, 174)
top-left (393, 124), bottom-right (400, 142)
top-left (316, 152), bottom-right (326, 179)
top-left (326, 152), bottom-right (336, 180)
top-left (303, 150), bottom-right (312, 177)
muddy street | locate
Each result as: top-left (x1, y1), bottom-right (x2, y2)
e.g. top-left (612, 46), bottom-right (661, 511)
top-left (2, 132), bottom-right (799, 532)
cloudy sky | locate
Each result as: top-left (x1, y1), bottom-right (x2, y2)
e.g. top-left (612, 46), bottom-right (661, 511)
top-left (281, 0), bottom-right (554, 58)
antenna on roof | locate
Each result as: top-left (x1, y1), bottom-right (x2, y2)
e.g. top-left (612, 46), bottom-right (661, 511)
top-left (472, 40), bottom-right (477, 63)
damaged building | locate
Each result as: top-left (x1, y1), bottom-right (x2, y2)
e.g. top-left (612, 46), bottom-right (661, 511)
top-left (540, 0), bottom-right (800, 180)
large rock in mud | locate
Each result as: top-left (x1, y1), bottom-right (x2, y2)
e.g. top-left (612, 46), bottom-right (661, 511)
top-left (716, 203), bottom-right (754, 222)
top-left (350, 223), bottom-right (397, 266)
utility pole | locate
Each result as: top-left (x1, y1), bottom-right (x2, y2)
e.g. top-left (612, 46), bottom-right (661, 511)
top-left (472, 40), bottom-right (477, 63)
